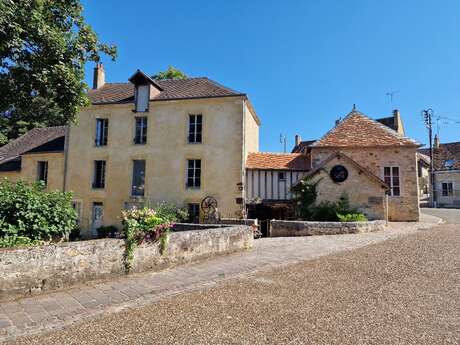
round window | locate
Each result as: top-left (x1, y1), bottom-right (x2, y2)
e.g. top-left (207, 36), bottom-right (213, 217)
top-left (330, 165), bottom-right (348, 183)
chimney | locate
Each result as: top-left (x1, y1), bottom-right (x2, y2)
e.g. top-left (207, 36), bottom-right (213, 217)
top-left (335, 117), bottom-right (342, 127)
top-left (434, 134), bottom-right (440, 149)
top-left (93, 63), bottom-right (105, 89)
top-left (393, 109), bottom-right (402, 133)
top-left (295, 134), bottom-right (301, 147)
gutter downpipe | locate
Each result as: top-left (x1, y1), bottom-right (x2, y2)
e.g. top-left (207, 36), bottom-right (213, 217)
top-left (62, 125), bottom-right (70, 192)
top-left (242, 97), bottom-right (247, 218)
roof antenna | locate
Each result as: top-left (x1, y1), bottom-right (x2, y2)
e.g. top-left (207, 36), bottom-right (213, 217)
top-left (279, 133), bottom-right (287, 153)
top-left (352, 104), bottom-right (356, 111)
top-left (386, 90), bottom-right (399, 103)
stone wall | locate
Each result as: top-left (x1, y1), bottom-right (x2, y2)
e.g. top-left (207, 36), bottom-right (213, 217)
top-left (0, 225), bottom-right (253, 301)
top-left (270, 220), bottom-right (386, 237)
top-left (309, 154), bottom-right (387, 220)
top-left (312, 147), bottom-right (420, 221)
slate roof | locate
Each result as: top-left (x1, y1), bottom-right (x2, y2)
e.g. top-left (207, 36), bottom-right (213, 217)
top-left (419, 142), bottom-right (460, 170)
top-left (246, 152), bottom-right (310, 171)
top-left (311, 110), bottom-right (420, 148)
top-left (291, 140), bottom-right (316, 153)
top-left (0, 126), bottom-right (66, 165)
top-left (376, 116), bottom-right (397, 131)
top-left (88, 77), bottom-right (245, 105)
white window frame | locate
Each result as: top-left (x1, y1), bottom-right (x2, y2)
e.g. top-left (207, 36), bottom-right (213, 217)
top-left (186, 159), bottom-right (201, 189)
top-left (188, 114), bottom-right (203, 144)
top-left (134, 117), bottom-right (148, 144)
top-left (135, 85), bottom-right (150, 112)
top-left (441, 182), bottom-right (453, 197)
top-left (383, 166), bottom-right (401, 197)
top-left (95, 118), bottom-right (108, 146)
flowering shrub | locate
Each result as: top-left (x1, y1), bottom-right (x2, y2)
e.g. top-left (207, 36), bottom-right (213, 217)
top-left (120, 207), bottom-right (173, 270)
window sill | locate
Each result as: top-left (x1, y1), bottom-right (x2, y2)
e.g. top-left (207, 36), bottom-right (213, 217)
top-left (187, 142), bottom-right (203, 145)
top-left (186, 187), bottom-right (201, 190)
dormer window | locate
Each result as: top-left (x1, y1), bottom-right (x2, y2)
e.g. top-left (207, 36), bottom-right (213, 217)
top-left (135, 84), bottom-right (150, 112)
top-left (128, 69), bottom-right (163, 113)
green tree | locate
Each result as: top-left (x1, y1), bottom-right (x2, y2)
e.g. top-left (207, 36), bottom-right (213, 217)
top-left (152, 66), bottom-right (188, 81)
top-left (0, 0), bottom-right (117, 144)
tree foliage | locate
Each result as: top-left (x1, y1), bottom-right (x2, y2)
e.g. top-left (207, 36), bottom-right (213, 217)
top-left (0, 0), bottom-right (117, 144)
top-left (0, 179), bottom-right (77, 242)
top-left (152, 66), bottom-right (188, 81)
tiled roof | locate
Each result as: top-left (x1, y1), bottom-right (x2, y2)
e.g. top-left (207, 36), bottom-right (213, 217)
top-left (88, 77), bottom-right (244, 105)
top-left (419, 142), bottom-right (460, 170)
top-left (246, 152), bottom-right (310, 170)
top-left (311, 110), bottom-right (420, 148)
top-left (291, 140), bottom-right (316, 153)
top-left (0, 126), bottom-right (65, 165)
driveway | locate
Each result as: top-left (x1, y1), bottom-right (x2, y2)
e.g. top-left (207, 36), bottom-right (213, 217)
top-left (421, 208), bottom-right (460, 224)
top-left (10, 223), bottom-right (459, 345)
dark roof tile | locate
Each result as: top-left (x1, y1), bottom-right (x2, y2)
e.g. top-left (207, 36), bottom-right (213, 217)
top-left (0, 126), bottom-right (65, 165)
top-left (88, 77), bottom-right (244, 105)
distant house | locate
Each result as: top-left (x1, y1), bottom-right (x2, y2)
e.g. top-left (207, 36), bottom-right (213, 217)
top-left (419, 136), bottom-right (460, 207)
top-left (0, 127), bottom-right (66, 191)
top-left (246, 108), bottom-right (421, 222)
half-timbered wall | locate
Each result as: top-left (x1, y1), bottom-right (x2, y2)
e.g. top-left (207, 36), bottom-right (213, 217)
top-left (246, 169), bottom-right (307, 200)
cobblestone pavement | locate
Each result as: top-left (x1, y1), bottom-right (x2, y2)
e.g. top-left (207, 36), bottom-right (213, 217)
top-left (421, 207), bottom-right (460, 224)
top-left (0, 217), bottom-right (441, 344)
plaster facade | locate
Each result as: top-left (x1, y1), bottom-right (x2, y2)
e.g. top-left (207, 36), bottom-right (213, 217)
top-left (0, 152), bottom-right (64, 191)
top-left (66, 96), bottom-right (259, 236)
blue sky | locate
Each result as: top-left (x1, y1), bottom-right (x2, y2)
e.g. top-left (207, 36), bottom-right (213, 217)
top-left (82, 0), bottom-right (460, 152)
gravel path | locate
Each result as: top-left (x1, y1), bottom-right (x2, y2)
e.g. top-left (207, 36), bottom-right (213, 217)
top-left (421, 208), bottom-right (460, 224)
top-left (8, 222), bottom-right (458, 345)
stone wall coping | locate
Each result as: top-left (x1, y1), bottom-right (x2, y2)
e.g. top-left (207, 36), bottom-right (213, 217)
top-left (0, 225), bottom-right (254, 301)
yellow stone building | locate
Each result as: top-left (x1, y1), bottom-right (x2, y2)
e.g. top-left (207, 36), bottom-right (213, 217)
top-left (0, 65), bottom-right (260, 237)
top-left (0, 65), bottom-right (422, 237)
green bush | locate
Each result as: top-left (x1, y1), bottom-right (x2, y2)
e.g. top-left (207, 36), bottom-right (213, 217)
top-left (0, 180), bottom-right (77, 241)
top-left (337, 213), bottom-right (368, 222)
top-left (0, 236), bottom-right (43, 248)
top-left (96, 225), bottom-right (118, 239)
top-left (291, 178), bottom-right (366, 222)
top-left (312, 201), bottom-right (340, 221)
top-left (153, 201), bottom-right (188, 223)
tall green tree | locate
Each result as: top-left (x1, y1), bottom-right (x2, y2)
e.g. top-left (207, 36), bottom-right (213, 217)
top-left (0, 0), bottom-right (117, 144)
top-left (152, 66), bottom-right (188, 81)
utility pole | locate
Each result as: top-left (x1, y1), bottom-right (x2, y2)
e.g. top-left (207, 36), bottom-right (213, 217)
top-left (422, 108), bottom-right (436, 207)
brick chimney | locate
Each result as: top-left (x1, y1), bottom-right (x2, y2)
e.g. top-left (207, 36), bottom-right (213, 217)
top-left (434, 134), bottom-right (440, 149)
top-left (295, 134), bottom-right (301, 147)
top-left (93, 63), bottom-right (105, 89)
